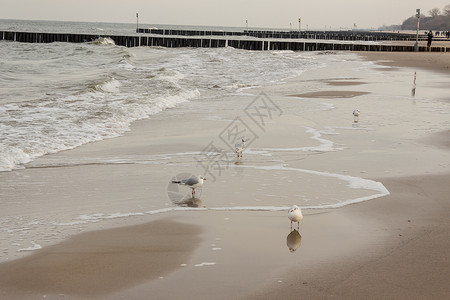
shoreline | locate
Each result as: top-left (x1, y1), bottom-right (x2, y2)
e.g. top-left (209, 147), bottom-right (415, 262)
top-left (1, 50), bottom-right (449, 299)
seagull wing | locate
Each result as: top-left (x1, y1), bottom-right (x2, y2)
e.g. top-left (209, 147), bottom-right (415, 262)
top-left (182, 176), bottom-right (200, 187)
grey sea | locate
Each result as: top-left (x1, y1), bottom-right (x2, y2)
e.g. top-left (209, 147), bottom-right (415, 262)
top-left (0, 19), bottom-right (322, 171)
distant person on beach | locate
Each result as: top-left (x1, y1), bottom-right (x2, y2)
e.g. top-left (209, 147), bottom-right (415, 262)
top-left (427, 30), bottom-right (433, 48)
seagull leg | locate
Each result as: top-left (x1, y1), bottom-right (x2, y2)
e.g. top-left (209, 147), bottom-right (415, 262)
top-left (297, 221), bottom-right (300, 230)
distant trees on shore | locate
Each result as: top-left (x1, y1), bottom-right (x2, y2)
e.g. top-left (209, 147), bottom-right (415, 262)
top-left (380, 4), bottom-right (450, 31)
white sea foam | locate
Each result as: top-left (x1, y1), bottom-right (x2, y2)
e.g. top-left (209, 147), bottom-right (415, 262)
top-left (0, 147), bottom-right (31, 171)
top-left (52, 220), bottom-right (89, 226)
top-left (18, 241), bottom-right (42, 252)
top-left (90, 37), bottom-right (116, 45)
top-left (260, 126), bottom-right (344, 153)
top-left (210, 206), bottom-right (290, 211)
top-left (0, 85), bottom-right (199, 171)
top-left (236, 164), bottom-right (390, 208)
top-left (94, 78), bottom-right (121, 93)
top-left (194, 262), bottom-right (216, 267)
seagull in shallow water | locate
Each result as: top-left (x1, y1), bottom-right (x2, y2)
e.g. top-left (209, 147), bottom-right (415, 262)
top-left (234, 138), bottom-right (246, 159)
top-left (288, 205), bottom-right (303, 230)
top-left (172, 175), bottom-right (206, 198)
top-left (353, 109), bottom-right (360, 123)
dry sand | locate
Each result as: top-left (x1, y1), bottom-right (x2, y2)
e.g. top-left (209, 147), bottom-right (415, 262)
top-left (0, 50), bottom-right (449, 299)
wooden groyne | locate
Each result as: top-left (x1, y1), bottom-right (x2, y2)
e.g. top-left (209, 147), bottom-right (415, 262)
top-left (2, 31), bottom-right (450, 52)
top-left (139, 28), bottom-right (442, 42)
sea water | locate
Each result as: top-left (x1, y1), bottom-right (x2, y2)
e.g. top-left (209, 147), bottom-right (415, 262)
top-left (0, 19), bottom-right (324, 172)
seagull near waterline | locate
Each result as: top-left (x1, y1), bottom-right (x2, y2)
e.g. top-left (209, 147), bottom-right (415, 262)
top-left (288, 205), bottom-right (303, 230)
top-left (353, 109), bottom-right (360, 123)
top-left (234, 138), bottom-right (246, 159)
top-left (172, 175), bottom-right (206, 198)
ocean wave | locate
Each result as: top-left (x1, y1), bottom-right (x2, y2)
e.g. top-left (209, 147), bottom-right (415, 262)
top-left (152, 67), bottom-right (185, 84)
top-left (0, 43), bottom-right (333, 172)
top-left (93, 78), bottom-right (121, 93)
top-left (0, 85), bottom-right (199, 171)
top-left (89, 37), bottom-right (116, 45)
top-left (0, 147), bottom-right (32, 171)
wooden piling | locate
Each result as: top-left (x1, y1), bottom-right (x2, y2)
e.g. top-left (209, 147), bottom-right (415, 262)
top-left (1, 30), bottom-right (449, 53)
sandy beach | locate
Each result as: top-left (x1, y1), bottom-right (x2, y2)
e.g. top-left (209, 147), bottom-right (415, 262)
top-left (0, 48), bottom-right (449, 299)
top-left (359, 51), bottom-right (450, 74)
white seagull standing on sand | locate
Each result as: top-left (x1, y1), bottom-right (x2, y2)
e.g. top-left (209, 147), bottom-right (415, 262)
top-left (288, 205), bottom-right (303, 230)
top-left (353, 109), bottom-right (360, 123)
top-left (234, 138), bottom-right (246, 159)
top-left (172, 175), bottom-right (206, 198)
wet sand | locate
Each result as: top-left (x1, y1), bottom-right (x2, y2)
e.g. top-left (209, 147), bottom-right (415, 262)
top-left (0, 219), bottom-right (202, 299)
top-left (358, 51), bottom-right (450, 74)
top-left (248, 52), bottom-right (450, 299)
top-left (289, 90), bottom-right (369, 98)
top-left (248, 171), bottom-right (450, 299)
top-left (0, 50), bottom-right (449, 299)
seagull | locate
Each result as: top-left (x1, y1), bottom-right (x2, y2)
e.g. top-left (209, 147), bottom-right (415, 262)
top-left (234, 138), bottom-right (246, 159)
top-left (288, 205), bottom-right (303, 230)
top-left (353, 109), bottom-right (360, 123)
top-left (411, 71), bottom-right (417, 96)
top-left (172, 175), bottom-right (206, 198)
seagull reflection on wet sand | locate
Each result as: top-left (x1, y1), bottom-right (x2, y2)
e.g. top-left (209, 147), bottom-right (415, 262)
top-left (172, 196), bottom-right (205, 208)
top-left (287, 229), bottom-right (302, 253)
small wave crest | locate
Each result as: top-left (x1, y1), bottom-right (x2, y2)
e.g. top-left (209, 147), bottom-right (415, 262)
top-left (89, 37), bottom-right (116, 45)
top-left (93, 78), bottom-right (121, 93)
top-left (154, 67), bottom-right (185, 83)
top-left (0, 147), bottom-right (32, 171)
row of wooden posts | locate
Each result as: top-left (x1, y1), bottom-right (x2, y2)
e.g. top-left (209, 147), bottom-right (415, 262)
top-left (141, 28), bottom-right (441, 42)
top-left (2, 31), bottom-right (449, 52)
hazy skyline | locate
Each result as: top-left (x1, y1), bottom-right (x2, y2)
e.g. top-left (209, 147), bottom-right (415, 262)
top-left (1, 0), bottom-right (449, 30)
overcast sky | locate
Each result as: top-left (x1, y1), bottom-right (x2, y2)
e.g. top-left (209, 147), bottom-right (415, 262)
top-left (1, 0), bottom-right (449, 29)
